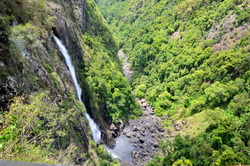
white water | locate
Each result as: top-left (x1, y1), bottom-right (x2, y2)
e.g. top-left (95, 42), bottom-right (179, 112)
top-left (54, 36), bottom-right (101, 143)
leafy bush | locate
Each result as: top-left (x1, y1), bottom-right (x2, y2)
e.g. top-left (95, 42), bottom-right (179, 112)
top-left (148, 117), bottom-right (250, 165)
top-left (189, 97), bottom-right (206, 115)
top-left (134, 84), bottom-right (147, 99)
top-left (205, 82), bottom-right (238, 106)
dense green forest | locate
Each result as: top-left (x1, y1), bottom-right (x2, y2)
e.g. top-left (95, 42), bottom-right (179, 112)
top-left (79, 0), bottom-right (142, 122)
top-left (97, 0), bottom-right (250, 165)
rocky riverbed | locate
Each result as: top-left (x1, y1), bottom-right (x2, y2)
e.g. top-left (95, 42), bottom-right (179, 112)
top-left (123, 99), bottom-right (166, 165)
top-left (118, 50), bottom-right (133, 81)
top-left (112, 50), bottom-right (167, 165)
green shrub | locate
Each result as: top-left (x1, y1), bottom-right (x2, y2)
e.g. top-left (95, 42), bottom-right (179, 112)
top-left (189, 97), bottom-right (206, 115)
top-left (134, 84), bottom-right (147, 99)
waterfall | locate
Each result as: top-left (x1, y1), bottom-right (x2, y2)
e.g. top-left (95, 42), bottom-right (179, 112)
top-left (54, 36), bottom-right (101, 143)
top-left (54, 36), bottom-right (134, 163)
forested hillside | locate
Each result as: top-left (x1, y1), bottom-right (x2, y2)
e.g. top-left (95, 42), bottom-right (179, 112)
top-left (97, 0), bottom-right (250, 165)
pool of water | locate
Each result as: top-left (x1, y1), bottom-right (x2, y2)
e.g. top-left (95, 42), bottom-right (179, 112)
top-left (107, 133), bottom-right (134, 164)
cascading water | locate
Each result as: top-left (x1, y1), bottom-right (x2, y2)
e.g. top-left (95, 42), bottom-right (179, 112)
top-left (54, 36), bottom-right (101, 143)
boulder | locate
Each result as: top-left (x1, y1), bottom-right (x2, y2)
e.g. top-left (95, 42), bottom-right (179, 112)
top-left (147, 139), bottom-right (157, 147)
top-left (110, 123), bottom-right (117, 130)
top-left (166, 129), bottom-right (173, 136)
top-left (158, 127), bottom-right (165, 132)
top-left (118, 119), bottom-right (125, 129)
top-left (173, 122), bottom-right (182, 131)
top-left (129, 137), bottom-right (138, 144)
top-left (142, 102), bottom-right (148, 108)
top-left (162, 115), bottom-right (168, 120)
top-left (131, 150), bottom-right (138, 159)
top-left (126, 130), bottom-right (133, 138)
top-left (141, 98), bottom-right (146, 103)
top-left (105, 130), bottom-right (116, 148)
top-left (181, 118), bottom-right (188, 125)
top-left (145, 145), bottom-right (153, 153)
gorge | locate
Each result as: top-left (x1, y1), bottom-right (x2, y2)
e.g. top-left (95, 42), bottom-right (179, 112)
top-left (1, 0), bottom-right (250, 165)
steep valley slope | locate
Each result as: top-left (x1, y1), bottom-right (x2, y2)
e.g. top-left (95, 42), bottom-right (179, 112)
top-left (97, 0), bottom-right (250, 165)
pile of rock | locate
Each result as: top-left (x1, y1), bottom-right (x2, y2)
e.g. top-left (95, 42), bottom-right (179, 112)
top-left (118, 50), bottom-right (133, 81)
top-left (105, 120), bottom-right (125, 148)
top-left (121, 99), bottom-right (166, 165)
top-left (172, 119), bottom-right (188, 131)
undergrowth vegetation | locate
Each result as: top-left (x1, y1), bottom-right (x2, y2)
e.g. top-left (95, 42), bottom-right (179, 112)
top-left (0, 92), bottom-right (120, 165)
top-left (0, 92), bottom-right (84, 164)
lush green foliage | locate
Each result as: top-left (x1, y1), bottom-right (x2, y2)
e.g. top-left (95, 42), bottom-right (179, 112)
top-left (97, 0), bottom-right (250, 116)
top-left (97, 0), bottom-right (250, 165)
top-left (78, 0), bottom-right (142, 122)
top-left (148, 110), bottom-right (250, 165)
top-left (81, 32), bottom-right (141, 122)
top-left (0, 92), bottom-right (85, 164)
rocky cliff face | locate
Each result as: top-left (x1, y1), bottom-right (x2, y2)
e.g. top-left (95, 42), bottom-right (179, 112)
top-left (0, 0), bottom-right (94, 164)
top-left (0, 0), bottom-right (124, 164)
top-left (50, 0), bottom-right (129, 147)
